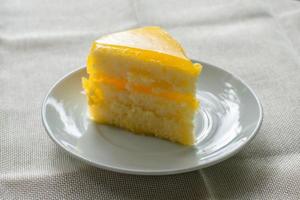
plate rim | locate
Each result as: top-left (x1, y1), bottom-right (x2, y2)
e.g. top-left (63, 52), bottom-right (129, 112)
top-left (41, 61), bottom-right (263, 175)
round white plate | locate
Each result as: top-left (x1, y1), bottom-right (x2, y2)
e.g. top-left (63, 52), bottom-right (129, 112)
top-left (42, 61), bottom-right (263, 175)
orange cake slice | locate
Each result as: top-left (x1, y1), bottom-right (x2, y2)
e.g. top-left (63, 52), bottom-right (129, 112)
top-left (82, 26), bottom-right (202, 145)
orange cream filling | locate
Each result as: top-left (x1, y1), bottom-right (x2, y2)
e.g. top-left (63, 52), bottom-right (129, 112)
top-left (85, 75), bottom-right (198, 108)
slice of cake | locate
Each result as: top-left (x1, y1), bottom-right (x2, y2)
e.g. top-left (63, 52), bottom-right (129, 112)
top-left (82, 26), bottom-right (202, 145)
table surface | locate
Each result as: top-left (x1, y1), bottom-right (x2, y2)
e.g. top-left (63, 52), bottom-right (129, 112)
top-left (1, 0), bottom-right (300, 199)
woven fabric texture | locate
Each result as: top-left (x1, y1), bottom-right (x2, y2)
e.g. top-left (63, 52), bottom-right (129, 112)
top-left (1, 0), bottom-right (300, 199)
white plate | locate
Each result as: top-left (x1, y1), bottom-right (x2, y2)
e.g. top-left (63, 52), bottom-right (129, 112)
top-left (42, 61), bottom-right (263, 175)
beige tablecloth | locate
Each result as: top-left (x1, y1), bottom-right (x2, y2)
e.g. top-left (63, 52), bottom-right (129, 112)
top-left (1, 0), bottom-right (300, 199)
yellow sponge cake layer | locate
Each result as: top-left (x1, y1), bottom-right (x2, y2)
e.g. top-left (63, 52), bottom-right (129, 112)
top-left (86, 75), bottom-right (198, 106)
top-left (88, 101), bottom-right (194, 145)
top-left (83, 26), bottom-right (202, 145)
top-left (87, 44), bottom-right (202, 94)
top-left (83, 77), bottom-right (198, 121)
